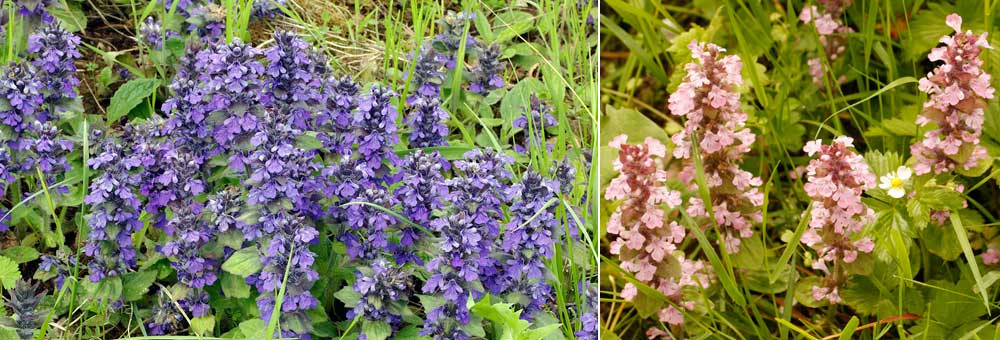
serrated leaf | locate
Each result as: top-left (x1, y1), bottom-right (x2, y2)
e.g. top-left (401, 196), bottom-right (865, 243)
top-left (222, 247), bottom-right (262, 277)
top-left (122, 270), bottom-right (157, 301)
top-left (107, 78), bottom-right (159, 123)
top-left (0, 247), bottom-right (38, 264)
top-left (0, 257), bottom-right (17, 291)
top-left (920, 186), bottom-right (965, 211)
top-left (840, 276), bottom-right (888, 315)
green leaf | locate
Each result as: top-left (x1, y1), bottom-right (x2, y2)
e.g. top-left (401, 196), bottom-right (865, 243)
top-left (0, 327), bottom-right (19, 340)
top-left (470, 296), bottom-right (531, 337)
top-left (238, 319), bottom-right (266, 339)
top-left (928, 279), bottom-right (986, 329)
top-left (122, 270), bottom-right (157, 301)
top-left (520, 324), bottom-right (561, 340)
top-left (0, 256), bottom-right (20, 290)
top-left (107, 78), bottom-right (159, 123)
top-left (460, 320), bottom-right (487, 338)
top-left (0, 247), bottom-right (38, 264)
top-left (793, 276), bottom-right (827, 308)
top-left (923, 223), bottom-right (963, 261)
top-left (93, 276), bottom-right (123, 301)
top-left (221, 272), bottom-right (251, 298)
top-left (334, 285), bottom-right (362, 307)
top-left (222, 247), bottom-right (262, 277)
top-left (361, 320), bottom-right (392, 340)
top-left (920, 185), bottom-right (965, 211)
top-left (191, 315), bottom-right (215, 336)
top-left (839, 316), bottom-right (860, 340)
top-left (48, 2), bottom-right (87, 32)
top-left (950, 214), bottom-right (991, 310)
top-left (493, 11), bottom-right (534, 43)
top-left (840, 276), bottom-right (889, 315)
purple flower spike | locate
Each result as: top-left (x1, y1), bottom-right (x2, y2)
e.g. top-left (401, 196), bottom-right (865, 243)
top-left (497, 170), bottom-right (559, 317)
top-left (83, 126), bottom-right (150, 282)
top-left (354, 84), bottom-right (401, 180)
top-left (406, 46), bottom-right (450, 148)
top-left (467, 44), bottom-right (505, 94)
top-left (27, 23), bottom-right (82, 113)
top-left (513, 95), bottom-right (557, 153)
top-left (317, 75), bottom-right (360, 158)
top-left (350, 259), bottom-right (412, 339)
top-left (263, 31), bottom-right (328, 129)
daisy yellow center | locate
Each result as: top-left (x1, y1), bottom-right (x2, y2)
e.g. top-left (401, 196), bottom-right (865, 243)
top-left (891, 177), bottom-right (903, 188)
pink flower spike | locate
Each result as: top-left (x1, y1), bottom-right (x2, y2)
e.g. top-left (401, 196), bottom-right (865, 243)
top-left (667, 40), bottom-right (762, 253)
top-left (912, 14), bottom-right (994, 175)
top-left (802, 137), bottom-right (876, 304)
top-left (603, 133), bottom-right (713, 326)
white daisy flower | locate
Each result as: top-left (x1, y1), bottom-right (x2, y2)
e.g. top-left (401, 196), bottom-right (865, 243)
top-left (878, 166), bottom-right (912, 199)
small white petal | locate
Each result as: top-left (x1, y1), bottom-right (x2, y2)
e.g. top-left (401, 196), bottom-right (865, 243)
top-left (897, 166), bottom-right (912, 180)
top-left (888, 187), bottom-right (905, 199)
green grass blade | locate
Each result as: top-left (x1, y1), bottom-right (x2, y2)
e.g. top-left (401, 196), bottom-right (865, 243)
top-left (950, 213), bottom-right (991, 310)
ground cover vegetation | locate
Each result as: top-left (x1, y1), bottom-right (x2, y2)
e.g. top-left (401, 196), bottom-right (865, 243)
top-left (0, 0), bottom-right (599, 339)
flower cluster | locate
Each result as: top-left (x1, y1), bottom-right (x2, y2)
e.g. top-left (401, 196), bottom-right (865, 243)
top-left (160, 204), bottom-right (217, 290)
top-left (406, 46), bottom-right (450, 148)
top-left (252, 0), bottom-right (286, 19)
top-left (468, 44), bottom-right (505, 94)
top-left (799, 0), bottom-right (854, 84)
top-left (317, 75), bottom-right (360, 157)
top-left (343, 184), bottom-right (401, 262)
top-left (513, 95), bottom-right (557, 153)
top-left (0, 62), bottom-right (45, 148)
top-left (575, 282), bottom-right (598, 340)
top-left (241, 110), bottom-right (322, 336)
top-left (186, 3), bottom-right (226, 41)
top-left (162, 43), bottom-right (217, 157)
top-left (15, 0), bottom-right (54, 30)
top-left (668, 40), bottom-right (763, 253)
top-left (355, 84), bottom-right (401, 179)
top-left (422, 149), bottom-right (512, 339)
top-left (434, 11), bottom-right (478, 69)
top-left (83, 127), bottom-right (147, 282)
top-left (263, 31), bottom-right (328, 129)
top-left (498, 170), bottom-right (559, 316)
top-left (604, 134), bottom-right (710, 326)
top-left (147, 291), bottom-right (184, 335)
top-left (38, 250), bottom-right (75, 288)
top-left (139, 17), bottom-right (164, 49)
top-left (394, 150), bottom-right (450, 262)
top-left (21, 121), bottom-right (72, 191)
top-left (28, 22), bottom-right (81, 111)
top-left (911, 14), bottom-right (994, 175)
top-left (199, 40), bottom-right (266, 150)
top-left (350, 259), bottom-right (413, 339)
top-left (801, 137), bottom-right (876, 303)
top-left (1, 280), bottom-right (46, 340)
